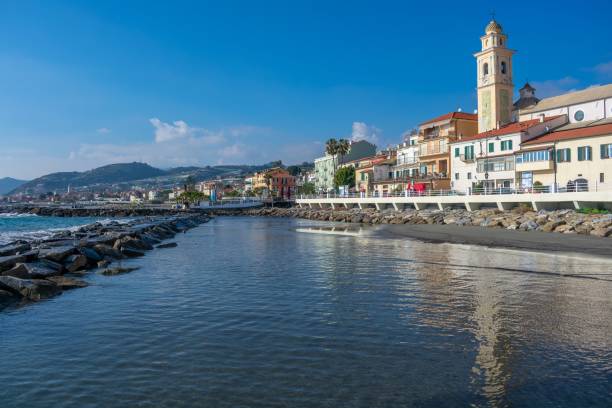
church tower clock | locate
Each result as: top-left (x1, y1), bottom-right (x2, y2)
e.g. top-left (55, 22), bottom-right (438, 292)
top-left (474, 19), bottom-right (515, 133)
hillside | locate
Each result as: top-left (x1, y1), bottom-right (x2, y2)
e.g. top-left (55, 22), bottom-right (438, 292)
top-left (0, 177), bottom-right (28, 195)
top-left (9, 162), bottom-right (279, 195)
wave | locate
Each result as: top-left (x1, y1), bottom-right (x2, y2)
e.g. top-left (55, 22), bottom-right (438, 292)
top-left (0, 213), bottom-right (38, 218)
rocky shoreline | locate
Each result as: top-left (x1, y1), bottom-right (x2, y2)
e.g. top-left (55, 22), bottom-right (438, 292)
top-left (1, 205), bottom-right (186, 217)
top-left (218, 206), bottom-right (612, 238)
top-left (0, 213), bottom-right (210, 309)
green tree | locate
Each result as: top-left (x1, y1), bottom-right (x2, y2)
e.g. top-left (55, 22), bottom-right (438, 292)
top-left (334, 166), bottom-right (355, 189)
top-left (337, 139), bottom-right (350, 166)
top-left (300, 182), bottom-right (315, 195)
top-left (286, 165), bottom-right (301, 176)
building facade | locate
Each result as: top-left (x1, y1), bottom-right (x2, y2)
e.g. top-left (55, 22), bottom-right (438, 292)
top-left (449, 116), bottom-right (567, 193)
top-left (253, 167), bottom-right (295, 199)
top-left (314, 140), bottom-right (377, 192)
top-left (517, 123), bottom-right (612, 192)
top-left (417, 111), bottom-right (478, 190)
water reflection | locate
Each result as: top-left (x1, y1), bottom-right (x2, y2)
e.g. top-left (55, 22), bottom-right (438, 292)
top-left (1, 217), bottom-right (611, 407)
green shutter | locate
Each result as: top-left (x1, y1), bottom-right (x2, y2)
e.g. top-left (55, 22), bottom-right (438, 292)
top-left (454, 147), bottom-right (460, 157)
top-left (556, 149), bottom-right (562, 163)
top-left (602, 144), bottom-right (608, 159)
top-left (566, 148), bottom-right (571, 162)
top-left (488, 142), bottom-right (494, 153)
top-left (578, 147), bottom-right (583, 161)
top-left (508, 140), bottom-right (513, 150)
top-left (586, 146), bottom-right (592, 161)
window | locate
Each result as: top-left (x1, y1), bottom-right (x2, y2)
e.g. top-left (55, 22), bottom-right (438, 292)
top-left (601, 144), bottom-right (612, 159)
top-left (477, 157), bottom-right (515, 172)
top-left (467, 172), bottom-right (472, 180)
top-left (501, 61), bottom-right (507, 74)
top-left (556, 148), bottom-right (571, 163)
top-left (499, 38), bottom-right (503, 46)
top-left (500, 140), bottom-right (513, 151)
top-left (454, 173), bottom-right (459, 180)
top-left (517, 150), bottom-right (550, 163)
top-left (454, 147), bottom-right (460, 157)
top-left (601, 173), bottom-right (605, 183)
top-left (488, 142), bottom-right (495, 153)
top-left (483, 62), bottom-right (489, 76)
top-left (577, 146), bottom-right (592, 161)
top-left (464, 145), bottom-right (474, 160)
top-left (574, 110), bottom-right (585, 122)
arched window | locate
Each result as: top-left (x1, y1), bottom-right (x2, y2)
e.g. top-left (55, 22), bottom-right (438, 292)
top-left (501, 61), bottom-right (507, 74)
top-left (499, 38), bottom-right (503, 46)
top-left (483, 63), bottom-right (489, 76)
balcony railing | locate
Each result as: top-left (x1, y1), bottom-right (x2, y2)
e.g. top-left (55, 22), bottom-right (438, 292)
top-left (419, 145), bottom-right (448, 156)
top-left (460, 154), bottom-right (474, 163)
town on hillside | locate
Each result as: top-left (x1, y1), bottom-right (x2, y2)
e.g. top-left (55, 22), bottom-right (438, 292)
top-left (3, 19), bottom-right (611, 209)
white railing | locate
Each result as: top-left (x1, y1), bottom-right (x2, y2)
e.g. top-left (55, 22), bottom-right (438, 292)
top-left (300, 181), bottom-right (610, 199)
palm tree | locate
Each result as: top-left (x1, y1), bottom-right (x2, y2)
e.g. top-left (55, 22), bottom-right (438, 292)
top-left (337, 139), bottom-right (350, 166)
top-left (325, 138), bottom-right (339, 192)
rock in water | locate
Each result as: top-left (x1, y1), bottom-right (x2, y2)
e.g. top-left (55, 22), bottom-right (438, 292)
top-left (39, 246), bottom-right (76, 262)
top-left (79, 247), bottom-right (103, 263)
top-left (0, 242), bottom-right (31, 257)
top-left (101, 267), bottom-right (140, 276)
top-left (2, 262), bottom-right (61, 279)
top-left (46, 276), bottom-right (88, 289)
top-left (64, 254), bottom-right (88, 273)
top-left (0, 276), bottom-right (62, 301)
top-left (156, 242), bottom-right (177, 249)
top-left (120, 246), bottom-right (145, 258)
top-left (93, 244), bottom-right (124, 260)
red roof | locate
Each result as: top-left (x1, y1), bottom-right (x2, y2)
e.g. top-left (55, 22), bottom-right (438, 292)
top-left (523, 123), bottom-right (612, 145)
top-left (456, 116), bottom-right (563, 143)
top-left (419, 111), bottom-right (477, 126)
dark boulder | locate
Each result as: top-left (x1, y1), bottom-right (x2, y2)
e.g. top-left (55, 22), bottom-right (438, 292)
top-left (0, 242), bottom-right (31, 257)
top-left (94, 244), bottom-right (124, 260)
top-left (39, 246), bottom-right (76, 262)
top-left (79, 247), bottom-right (103, 263)
top-left (101, 266), bottom-right (140, 276)
top-left (64, 254), bottom-right (88, 273)
top-left (0, 276), bottom-right (62, 301)
top-left (46, 276), bottom-right (88, 289)
top-left (156, 242), bottom-right (177, 249)
top-left (2, 262), bottom-right (61, 279)
top-left (0, 254), bottom-right (27, 272)
top-left (120, 246), bottom-right (145, 258)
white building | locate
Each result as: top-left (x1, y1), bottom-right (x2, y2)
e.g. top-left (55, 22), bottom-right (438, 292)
top-left (392, 133), bottom-right (419, 179)
top-left (518, 84), bottom-right (612, 125)
top-left (148, 190), bottom-right (158, 201)
top-left (450, 116), bottom-right (567, 193)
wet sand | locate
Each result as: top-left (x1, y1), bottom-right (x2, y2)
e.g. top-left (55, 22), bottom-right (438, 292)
top-left (378, 224), bottom-right (612, 258)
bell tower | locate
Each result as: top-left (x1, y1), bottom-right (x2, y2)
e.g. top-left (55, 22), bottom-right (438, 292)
top-left (475, 19), bottom-right (515, 132)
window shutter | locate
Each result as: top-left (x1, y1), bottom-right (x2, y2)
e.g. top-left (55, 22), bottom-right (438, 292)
top-left (566, 148), bottom-right (571, 162)
top-left (455, 147), bottom-right (460, 157)
top-left (602, 144), bottom-right (608, 159)
top-left (578, 147), bottom-right (583, 161)
top-left (508, 140), bottom-right (513, 150)
top-left (556, 149), bottom-right (562, 163)
top-left (587, 146), bottom-right (592, 160)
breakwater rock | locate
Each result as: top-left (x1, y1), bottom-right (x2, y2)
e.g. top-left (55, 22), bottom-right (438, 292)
top-left (219, 207), bottom-right (612, 238)
top-left (1, 206), bottom-right (185, 217)
top-left (0, 214), bottom-right (210, 309)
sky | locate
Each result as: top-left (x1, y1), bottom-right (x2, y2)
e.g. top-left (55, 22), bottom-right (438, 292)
top-left (0, 0), bottom-right (611, 179)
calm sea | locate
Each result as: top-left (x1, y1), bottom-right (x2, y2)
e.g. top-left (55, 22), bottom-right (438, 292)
top-left (1, 216), bottom-right (611, 407)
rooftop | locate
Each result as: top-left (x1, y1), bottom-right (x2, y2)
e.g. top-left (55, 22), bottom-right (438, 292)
top-left (523, 122), bottom-right (612, 145)
top-left (453, 116), bottom-right (563, 143)
top-left (419, 111), bottom-right (478, 126)
top-left (520, 84), bottom-right (612, 114)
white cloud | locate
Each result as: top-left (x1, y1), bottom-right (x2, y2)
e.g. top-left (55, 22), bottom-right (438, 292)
top-left (96, 127), bottom-right (111, 135)
top-left (150, 118), bottom-right (195, 143)
top-left (351, 121), bottom-right (381, 145)
top-left (531, 76), bottom-right (580, 98)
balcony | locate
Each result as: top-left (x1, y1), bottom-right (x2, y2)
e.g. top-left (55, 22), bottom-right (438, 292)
top-left (419, 145), bottom-right (448, 157)
top-left (460, 154), bottom-right (474, 163)
top-left (516, 160), bottom-right (554, 172)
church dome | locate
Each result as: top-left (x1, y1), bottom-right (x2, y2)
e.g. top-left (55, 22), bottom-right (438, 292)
top-left (485, 20), bottom-right (503, 34)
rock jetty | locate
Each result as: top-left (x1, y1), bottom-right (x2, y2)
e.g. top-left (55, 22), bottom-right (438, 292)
top-left (0, 214), bottom-right (210, 309)
top-left (219, 206), bottom-right (612, 238)
top-left (1, 206), bottom-right (182, 217)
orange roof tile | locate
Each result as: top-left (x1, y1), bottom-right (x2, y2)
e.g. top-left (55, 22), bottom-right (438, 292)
top-left (455, 116), bottom-right (564, 143)
top-left (523, 123), bottom-right (612, 145)
top-left (419, 112), bottom-right (478, 126)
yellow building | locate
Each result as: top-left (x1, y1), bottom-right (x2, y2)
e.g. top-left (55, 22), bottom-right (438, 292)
top-left (475, 20), bottom-right (515, 133)
top-left (417, 111), bottom-right (478, 190)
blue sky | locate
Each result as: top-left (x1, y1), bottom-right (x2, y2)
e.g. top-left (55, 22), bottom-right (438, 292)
top-left (0, 0), bottom-right (611, 179)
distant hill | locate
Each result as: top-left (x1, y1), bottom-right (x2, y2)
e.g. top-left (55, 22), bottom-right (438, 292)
top-left (11, 162), bottom-right (165, 195)
top-left (0, 177), bottom-right (28, 195)
top-left (8, 161), bottom-right (281, 195)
